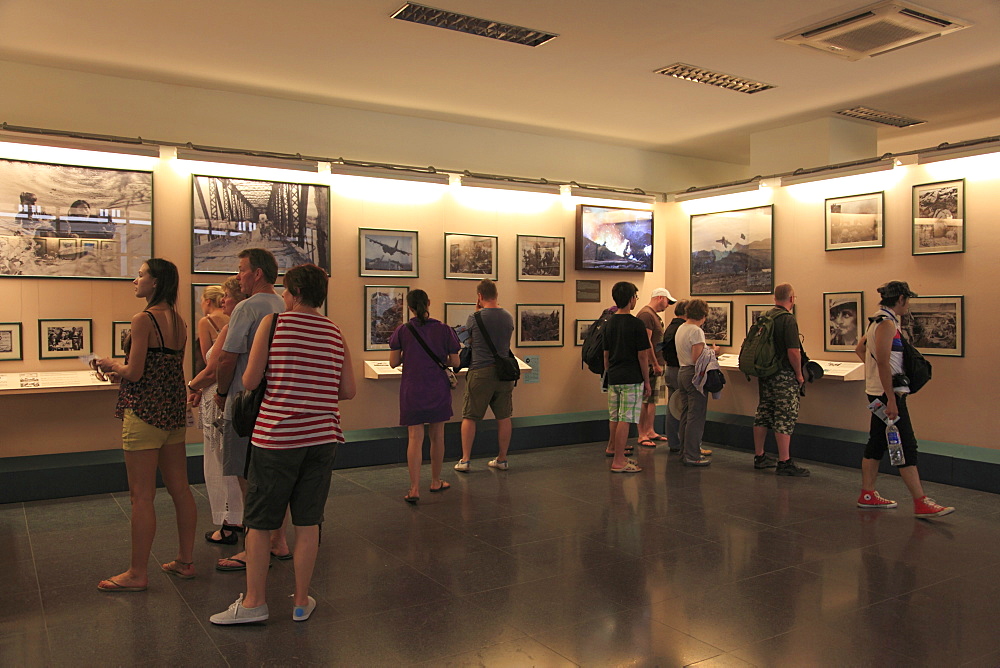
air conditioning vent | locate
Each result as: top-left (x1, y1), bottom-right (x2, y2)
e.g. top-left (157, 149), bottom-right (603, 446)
top-left (779, 1), bottom-right (969, 60)
top-left (654, 63), bottom-right (775, 95)
top-left (391, 3), bottom-right (558, 47)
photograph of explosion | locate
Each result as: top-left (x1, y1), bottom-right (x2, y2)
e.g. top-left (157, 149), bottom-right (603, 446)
top-left (690, 205), bottom-right (773, 295)
top-left (575, 205), bottom-right (653, 272)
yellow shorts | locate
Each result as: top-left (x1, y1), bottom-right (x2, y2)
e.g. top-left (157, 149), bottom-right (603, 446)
top-left (122, 409), bottom-right (186, 452)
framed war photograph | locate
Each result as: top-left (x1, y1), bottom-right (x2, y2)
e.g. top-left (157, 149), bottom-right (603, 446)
top-left (690, 205), bottom-right (773, 295)
top-left (0, 158), bottom-right (152, 280)
top-left (575, 205), bottom-right (653, 272)
top-left (517, 304), bottom-right (564, 347)
top-left (516, 235), bottom-right (565, 281)
top-left (825, 192), bottom-right (884, 251)
top-left (38, 319), bottom-right (92, 359)
top-left (0, 322), bottom-right (23, 361)
top-left (575, 319), bottom-right (596, 346)
top-left (444, 233), bottom-right (497, 280)
top-left (359, 228), bottom-right (418, 278)
top-left (823, 292), bottom-right (864, 352)
top-left (576, 279), bottom-right (601, 302)
top-left (902, 296), bottom-right (964, 357)
top-left (912, 180), bottom-right (965, 255)
top-left (112, 321), bottom-right (131, 358)
top-left (364, 285), bottom-right (407, 351)
top-left (191, 175), bottom-right (330, 274)
top-left (444, 302), bottom-right (476, 329)
top-left (704, 301), bottom-right (733, 347)
top-left (745, 304), bottom-right (771, 335)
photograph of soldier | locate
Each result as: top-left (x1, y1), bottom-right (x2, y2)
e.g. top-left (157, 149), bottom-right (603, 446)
top-left (446, 234), bottom-right (497, 279)
top-left (825, 193), bottom-right (883, 250)
top-left (39, 320), bottom-right (92, 358)
top-left (901, 296), bottom-right (963, 356)
top-left (517, 304), bottom-right (564, 346)
top-left (517, 235), bottom-right (564, 281)
top-left (366, 286), bottom-right (407, 350)
top-left (703, 302), bottom-right (732, 346)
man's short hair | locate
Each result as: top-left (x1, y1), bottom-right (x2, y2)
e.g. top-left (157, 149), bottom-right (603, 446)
top-left (238, 248), bottom-right (279, 284)
top-left (774, 283), bottom-right (794, 302)
top-left (674, 299), bottom-right (689, 317)
top-left (476, 279), bottom-right (498, 301)
top-left (612, 281), bottom-right (638, 308)
top-left (686, 299), bottom-right (708, 321)
top-left (282, 264), bottom-right (328, 308)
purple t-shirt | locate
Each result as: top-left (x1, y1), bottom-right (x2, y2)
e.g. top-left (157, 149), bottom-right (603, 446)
top-left (389, 318), bottom-right (461, 426)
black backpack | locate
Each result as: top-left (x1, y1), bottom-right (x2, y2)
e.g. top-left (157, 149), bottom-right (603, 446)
top-left (581, 311), bottom-right (614, 374)
top-left (869, 315), bottom-right (932, 394)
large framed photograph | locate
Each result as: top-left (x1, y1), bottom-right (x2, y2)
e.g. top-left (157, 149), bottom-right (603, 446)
top-left (359, 228), bottom-right (418, 278)
top-left (365, 285), bottom-right (407, 351)
top-left (575, 205), bottom-right (653, 272)
top-left (516, 235), bottom-right (565, 281)
top-left (516, 304), bottom-right (564, 347)
top-left (112, 321), bottom-right (131, 359)
top-left (902, 296), bottom-right (964, 357)
top-left (690, 205), bottom-right (773, 295)
top-left (191, 175), bottom-right (330, 274)
top-left (912, 180), bottom-right (965, 255)
top-left (575, 319), bottom-right (596, 346)
top-left (745, 304), bottom-right (771, 335)
top-left (704, 301), bottom-right (733, 347)
top-left (444, 233), bottom-right (497, 280)
top-left (825, 192), bottom-right (884, 251)
top-left (823, 292), bottom-right (864, 352)
top-left (38, 319), bottom-right (92, 359)
top-left (0, 158), bottom-right (152, 280)
top-left (0, 322), bottom-right (23, 361)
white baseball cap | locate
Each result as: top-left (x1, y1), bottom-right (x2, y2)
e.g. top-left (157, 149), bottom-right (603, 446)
top-left (651, 288), bottom-right (676, 304)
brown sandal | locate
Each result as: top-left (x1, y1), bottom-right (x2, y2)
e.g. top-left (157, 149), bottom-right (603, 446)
top-left (160, 560), bottom-right (195, 579)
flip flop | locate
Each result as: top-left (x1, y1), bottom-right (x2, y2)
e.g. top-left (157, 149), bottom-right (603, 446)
top-left (429, 481), bottom-right (451, 493)
top-left (160, 560), bottom-right (195, 579)
top-left (97, 578), bottom-right (147, 592)
top-left (638, 439), bottom-right (657, 448)
top-left (610, 462), bottom-right (643, 473)
top-left (216, 557), bottom-right (273, 571)
top-left (404, 494), bottom-right (419, 505)
top-left (651, 435), bottom-right (669, 442)
top-left (270, 551), bottom-right (293, 561)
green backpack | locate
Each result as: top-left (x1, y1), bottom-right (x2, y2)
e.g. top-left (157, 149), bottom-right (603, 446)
top-left (738, 309), bottom-right (791, 379)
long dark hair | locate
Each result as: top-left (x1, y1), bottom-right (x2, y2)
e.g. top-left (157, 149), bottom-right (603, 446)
top-left (407, 289), bottom-right (430, 325)
top-left (145, 258), bottom-right (179, 308)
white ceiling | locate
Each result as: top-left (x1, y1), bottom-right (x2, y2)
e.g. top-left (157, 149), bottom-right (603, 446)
top-left (1, 0), bottom-right (998, 164)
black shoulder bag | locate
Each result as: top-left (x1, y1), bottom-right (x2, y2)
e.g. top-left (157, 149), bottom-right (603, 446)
top-left (474, 311), bottom-right (520, 383)
top-left (231, 314), bottom-right (279, 438)
top-left (406, 323), bottom-right (458, 389)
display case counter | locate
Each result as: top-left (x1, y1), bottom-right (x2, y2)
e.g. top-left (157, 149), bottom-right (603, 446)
top-left (364, 356), bottom-right (533, 380)
top-left (0, 370), bottom-right (119, 395)
top-left (716, 354), bottom-right (864, 381)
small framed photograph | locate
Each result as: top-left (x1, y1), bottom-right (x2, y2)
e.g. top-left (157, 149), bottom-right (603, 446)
top-left (444, 233), bottom-right (498, 280)
top-left (38, 319), bottom-right (92, 359)
top-left (359, 228), bottom-right (418, 278)
top-left (112, 321), bottom-right (131, 358)
top-left (516, 304), bottom-right (564, 347)
top-left (80, 239), bottom-right (100, 257)
top-left (745, 304), bottom-right (771, 335)
top-left (575, 319), bottom-right (596, 346)
top-left (516, 235), bottom-right (565, 281)
top-left (704, 301), bottom-right (733, 347)
top-left (825, 192), bottom-right (884, 251)
top-left (0, 322), bottom-right (23, 361)
top-left (364, 285), bottom-right (408, 351)
top-left (902, 296), bottom-right (964, 357)
top-left (823, 292), bottom-right (864, 352)
top-left (912, 180), bottom-right (965, 255)
top-left (57, 238), bottom-right (79, 259)
top-left (576, 279), bottom-right (601, 302)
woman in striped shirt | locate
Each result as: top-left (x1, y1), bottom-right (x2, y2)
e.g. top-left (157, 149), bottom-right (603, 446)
top-left (210, 263), bottom-right (356, 626)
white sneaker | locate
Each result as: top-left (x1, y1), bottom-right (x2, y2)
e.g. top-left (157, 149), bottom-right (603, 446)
top-left (454, 460), bottom-right (471, 472)
top-left (488, 458), bottom-right (509, 470)
top-left (210, 593), bottom-right (269, 625)
top-left (292, 595), bottom-right (317, 622)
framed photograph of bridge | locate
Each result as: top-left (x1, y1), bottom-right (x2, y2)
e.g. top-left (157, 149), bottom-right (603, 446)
top-left (690, 205), bottom-right (773, 296)
top-left (191, 175), bottom-right (330, 275)
top-left (359, 228), bottom-right (418, 278)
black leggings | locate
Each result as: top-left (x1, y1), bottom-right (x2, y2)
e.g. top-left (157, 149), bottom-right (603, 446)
top-left (864, 393), bottom-right (918, 468)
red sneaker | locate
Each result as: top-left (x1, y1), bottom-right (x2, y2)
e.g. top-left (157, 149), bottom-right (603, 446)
top-left (857, 490), bottom-right (897, 509)
top-left (914, 496), bottom-right (955, 518)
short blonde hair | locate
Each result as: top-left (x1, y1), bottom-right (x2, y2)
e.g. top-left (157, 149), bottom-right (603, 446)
top-left (202, 285), bottom-right (226, 308)
top-left (222, 277), bottom-right (246, 303)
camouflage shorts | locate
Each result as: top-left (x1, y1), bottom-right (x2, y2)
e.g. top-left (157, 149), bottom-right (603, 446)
top-left (753, 369), bottom-right (799, 435)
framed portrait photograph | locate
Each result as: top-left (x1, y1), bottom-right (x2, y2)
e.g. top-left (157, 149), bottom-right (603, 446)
top-left (745, 304), bottom-right (771, 335)
top-left (444, 233), bottom-right (497, 280)
top-left (825, 192), bottom-right (884, 251)
top-left (0, 158), bottom-right (152, 280)
top-left (575, 205), bottom-right (653, 272)
top-left (112, 321), bottom-right (131, 358)
top-left (912, 179), bottom-right (965, 255)
top-left (0, 322), bottom-right (23, 361)
top-left (902, 296), bottom-right (964, 357)
top-left (690, 205), bottom-right (773, 295)
top-left (704, 301), bottom-right (733, 347)
top-left (575, 319), bottom-right (596, 346)
top-left (823, 292), bottom-right (864, 352)
top-left (364, 285), bottom-right (408, 351)
top-left (516, 235), bottom-right (565, 281)
top-left (38, 319), bottom-right (92, 359)
top-left (517, 304), bottom-right (564, 347)
top-left (359, 228), bottom-right (418, 278)
top-left (191, 175), bottom-right (331, 275)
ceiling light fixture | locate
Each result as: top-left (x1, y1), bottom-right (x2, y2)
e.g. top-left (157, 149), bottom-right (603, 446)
top-left (569, 183), bottom-right (658, 204)
top-left (175, 146), bottom-right (318, 172)
top-left (654, 63), bottom-right (775, 94)
top-left (670, 177), bottom-right (762, 202)
top-left (780, 157), bottom-right (894, 185)
top-left (835, 106), bottom-right (926, 127)
top-left (459, 172), bottom-right (561, 194)
top-left (391, 3), bottom-right (558, 47)
top-left (917, 137), bottom-right (1000, 164)
top-left (328, 159), bottom-right (451, 184)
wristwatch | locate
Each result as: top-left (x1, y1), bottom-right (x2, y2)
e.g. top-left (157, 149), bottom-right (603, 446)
top-left (187, 382), bottom-right (201, 393)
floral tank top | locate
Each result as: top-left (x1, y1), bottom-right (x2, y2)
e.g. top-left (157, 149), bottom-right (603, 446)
top-left (115, 310), bottom-right (187, 430)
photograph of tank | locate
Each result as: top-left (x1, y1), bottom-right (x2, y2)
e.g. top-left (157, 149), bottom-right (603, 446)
top-left (365, 285), bottom-right (407, 351)
top-left (825, 192), bottom-right (884, 250)
top-left (444, 233), bottom-right (497, 280)
top-left (360, 228), bottom-right (417, 277)
top-left (516, 304), bottom-right (564, 347)
top-left (912, 180), bottom-right (965, 255)
top-left (902, 296), bottom-right (964, 357)
top-left (575, 205), bottom-right (653, 272)
top-left (690, 205), bottom-right (773, 295)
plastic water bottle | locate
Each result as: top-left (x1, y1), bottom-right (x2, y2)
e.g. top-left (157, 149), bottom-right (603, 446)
top-left (886, 422), bottom-right (905, 466)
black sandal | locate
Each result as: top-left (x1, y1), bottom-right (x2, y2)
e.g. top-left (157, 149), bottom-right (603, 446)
top-left (204, 525), bottom-right (240, 545)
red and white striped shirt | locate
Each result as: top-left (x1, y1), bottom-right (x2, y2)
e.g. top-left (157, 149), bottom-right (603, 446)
top-left (251, 312), bottom-right (346, 450)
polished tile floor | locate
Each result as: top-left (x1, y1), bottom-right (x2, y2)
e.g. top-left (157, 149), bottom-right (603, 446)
top-left (3, 442), bottom-right (1000, 667)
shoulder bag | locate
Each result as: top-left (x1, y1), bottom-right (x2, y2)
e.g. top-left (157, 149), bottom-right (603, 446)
top-left (231, 314), bottom-right (279, 438)
top-left (406, 323), bottom-right (459, 389)
top-left (473, 311), bottom-right (520, 383)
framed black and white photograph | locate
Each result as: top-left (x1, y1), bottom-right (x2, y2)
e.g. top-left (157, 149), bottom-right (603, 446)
top-left (516, 235), bottom-right (565, 281)
top-left (444, 302), bottom-right (476, 329)
top-left (364, 285), bottom-right (407, 351)
top-left (575, 319), bottom-right (596, 346)
top-left (576, 279), bottom-right (601, 302)
top-left (912, 179), bottom-right (965, 255)
top-left (0, 322), bottom-right (23, 361)
top-left (112, 321), bottom-right (131, 358)
top-left (704, 301), bottom-right (733, 347)
top-left (0, 158), bottom-right (152, 280)
top-left (38, 319), bottom-right (92, 359)
top-left (823, 292), bottom-right (864, 352)
top-left (516, 304), bottom-right (564, 347)
top-left (444, 233), bottom-right (497, 280)
top-left (575, 205), bottom-right (653, 272)
top-left (191, 175), bottom-right (330, 275)
top-left (745, 304), bottom-right (771, 335)
top-left (825, 192), bottom-right (884, 251)
top-left (359, 228), bottom-right (418, 278)
top-left (902, 296), bottom-right (964, 357)
top-left (690, 205), bottom-right (773, 295)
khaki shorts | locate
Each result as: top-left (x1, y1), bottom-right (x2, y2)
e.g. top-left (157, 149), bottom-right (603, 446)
top-left (462, 365), bottom-right (514, 420)
top-left (122, 409), bottom-right (186, 452)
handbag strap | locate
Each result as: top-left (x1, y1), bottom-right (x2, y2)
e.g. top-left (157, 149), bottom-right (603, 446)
top-left (473, 311), bottom-right (506, 363)
top-left (405, 322), bottom-right (447, 370)
top-left (263, 312), bottom-right (279, 377)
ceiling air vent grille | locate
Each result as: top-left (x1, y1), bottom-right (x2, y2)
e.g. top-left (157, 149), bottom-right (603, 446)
top-left (836, 106), bottom-right (926, 128)
top-left (779, 1), bottom-right (969, 60)
top-left (390, 3), bottom-right (558, 47)
top-left (654, 63), bottom-right (775, 95)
